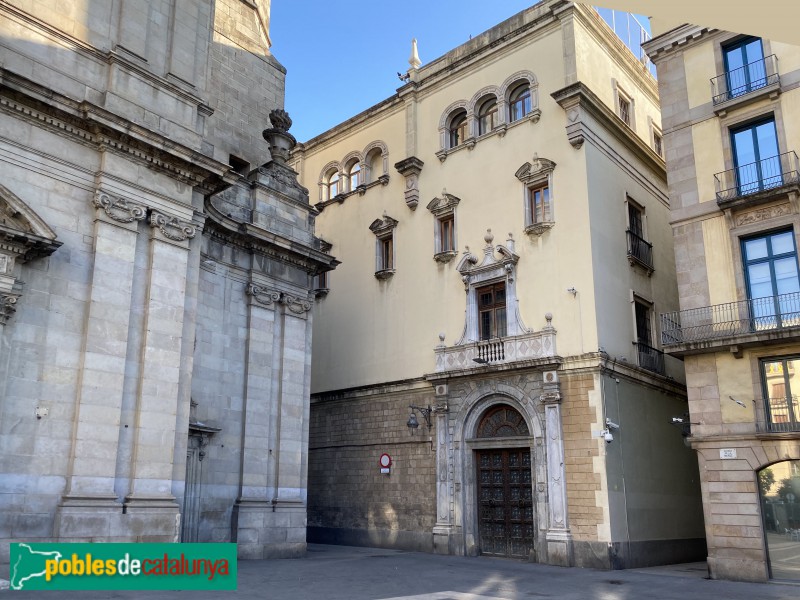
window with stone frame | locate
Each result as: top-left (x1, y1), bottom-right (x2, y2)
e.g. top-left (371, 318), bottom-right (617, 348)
top-left (477, 97), bottom-right (498, 136)
top-left (508, 83), bottom-right (532, 122)
top-left (448, 110), bottom-right (468, 149)
top-left (515, 155), bottom-right (556, 237)
top-left (632, 294), bottom-right (664, 374)
top-left (369, 214), bottom-right (398, 279)
top-left (477, 281), bottom-right (507, 340)
top-left (614, 81), bottom-right (635, 129)
top-left (653, 129), bottom-right (663, 157)
top-left (324, 168), bottom-right (340, 200)
top-left (426, 191), bottom-right (460, 262)
top-left (345, 160), bottom-right (361, 192)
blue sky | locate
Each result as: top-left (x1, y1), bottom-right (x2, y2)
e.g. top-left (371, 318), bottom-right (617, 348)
top-left (270, 2), bottom-right (650, 142)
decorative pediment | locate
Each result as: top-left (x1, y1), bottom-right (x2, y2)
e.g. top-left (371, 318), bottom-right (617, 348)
top-left (0, 184), bottom-right (62, 263)
top-left (515, 155), bottom-right (556, 184)
top-left (0, 184), bottom-right (62, 326)
top-left (426, 189), bottom-right (461, 217)
top-left (369, 213), bottom-right (398, 238)
top-left (457, 229), bottom-right (519, 277)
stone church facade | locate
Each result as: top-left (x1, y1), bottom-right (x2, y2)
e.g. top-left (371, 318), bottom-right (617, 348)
top-left (294, 1), bottom-right (707, 569)
top-left (0, 0), bottom-right (335, 563)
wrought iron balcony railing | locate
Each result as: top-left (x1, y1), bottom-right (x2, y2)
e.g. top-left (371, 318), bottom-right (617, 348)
top-left (762, 396), bottom-right (800, 433)
top-left (634, 341), bottom-right (665, 375)
top-left (626, 229), bottom-right (653, 271)
top-left (714, 151), bottom-right (800, 203)
top-left (661, 291), bottom-right (800, 346)
top-left (711, 54), bottom-right (780, 105)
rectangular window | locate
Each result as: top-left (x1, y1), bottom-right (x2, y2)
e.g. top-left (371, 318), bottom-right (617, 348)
top-left (731, 118), bottom-right (781, 196)
top-left (381, 237), bottom-right (393, 270)
top-left (761, 357), bottom-right (800, 432)
top-left (633, 297), bottom-right (663, 374)
top-left (477, 282), bottom-right (507, 340)
top-left (314, 271), bottom-right (329, 291)
top-left (653, 131), bottom-right (663, 157)
top-left (634, 300), bottom-right (652, 346)
top-left (618, 95), bottom-right (631, 127)
top-left (626, 200), bottom-right (653, 271)
top-left (724, 37), bottom-right (767, 99)
top-left (742, 229), bottom-right (800, 329)
top-left (439, 215), bottom-right (454, 252)
top-left (528, 184), bottom-right (551, 224)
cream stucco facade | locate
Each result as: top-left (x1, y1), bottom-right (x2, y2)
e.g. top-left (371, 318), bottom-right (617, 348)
top-left (645, 23), bottom-right (800, 582)
top-left (295, 1), bottom-right (705, 569)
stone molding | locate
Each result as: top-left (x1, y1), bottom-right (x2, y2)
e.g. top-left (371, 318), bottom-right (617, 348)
top-left (148, 211), bottom-right (197, 244)
top-left (246, 283), bottom-right (313, 315)
top-left (92, 191), bottom-right (147, 225)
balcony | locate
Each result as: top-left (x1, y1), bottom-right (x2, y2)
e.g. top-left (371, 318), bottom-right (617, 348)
top-left (660, 292), bottom-right (800, 354)
top-left (626, 229), bottom-right (654, 273)
top-left (711, 54), bottom-right (780, 109)
top-left (714, 151), bottom-right (800, 205)
top-left (634, 341), bottom-right (665, 375)
top-left (434, 330), bottom-right (556, 373)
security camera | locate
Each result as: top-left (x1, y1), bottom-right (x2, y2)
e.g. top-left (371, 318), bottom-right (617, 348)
top-left (671, 417), bottom-right (685, 424)
top-left (603, 430), bottom-right (614, 443)
top-left (605, 419), bottom-right (619, 430)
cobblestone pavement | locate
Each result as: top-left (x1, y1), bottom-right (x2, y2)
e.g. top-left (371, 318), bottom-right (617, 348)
top-left (6, 544), bottom-right (800, 599)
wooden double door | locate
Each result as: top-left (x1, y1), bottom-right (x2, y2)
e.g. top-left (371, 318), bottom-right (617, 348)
top-left (476, 448), bottom-right (535, 559)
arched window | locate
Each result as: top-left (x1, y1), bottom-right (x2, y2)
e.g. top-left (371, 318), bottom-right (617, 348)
top-left (509, 84), bottom-right (532, 122)
top-left (448, 110), bottom-right (468, 149)
top-left (365, 148), bottom-right (383, 183)
top-left (325, 170), bottom-right (340, 200)
top-left (477, 98), bottom-right (498, 135)
top-left (346, 161), bottom-right (361, 191)
top-left (477, 405), bottom-right (530, 438)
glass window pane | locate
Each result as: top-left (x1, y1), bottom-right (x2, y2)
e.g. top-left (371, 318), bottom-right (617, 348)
top-left (495, 308), bottom-right (507, 337)
top-left (774, 258), bottom-right (800, 295)
top-left (759, 460), bottom-right (800, 580)
top-left (748, 263), bottom-right (774, 298)
top-left (756, 122), bottom-right (779, 160)
top-left (733, 128), bottom-right (757, 165)
top-left (745, 237), bottom-right (769, 260)
top-left (773, 232), bottom-right (797, 256)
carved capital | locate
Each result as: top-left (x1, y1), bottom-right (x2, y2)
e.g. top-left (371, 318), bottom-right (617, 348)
top-left (92, 191), bottom-right (147, 224)
top-left (0, 293), bottom-right (19, 325)
top-left (246, 283), bottom-right (281, 308)
top-left (149, 211), bottom-right (197, 243)
top-left (282, 294), bottom-right (312, 315)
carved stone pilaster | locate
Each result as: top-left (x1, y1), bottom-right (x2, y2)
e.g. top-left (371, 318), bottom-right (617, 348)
top-left (0, 293), bottom-right (19, 325)
top-left (148, 211), bottom-right (197, 245)
top-left (92, 191), bottom-right (147, 228)
top-left (541, 372), bottom-right (573, 566)
top-left (433, 402), bottom-right (455, 555)
top-left (394, 156), bottom-right (424, 210)
top-left (246, 283), bottom-right (281, 308)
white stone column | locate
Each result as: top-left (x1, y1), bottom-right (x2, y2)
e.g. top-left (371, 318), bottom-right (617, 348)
top-left (56, 192), bottom-right (145, 539)
top-left (542, 376), bottom-right (573, 566)
top-left (124, 211), bottom-right (195, 529)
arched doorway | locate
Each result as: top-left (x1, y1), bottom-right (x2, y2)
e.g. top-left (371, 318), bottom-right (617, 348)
top-left (474, 404), bottom-right (535, 559)
top-left (759, 460), bottom-right (800, 580)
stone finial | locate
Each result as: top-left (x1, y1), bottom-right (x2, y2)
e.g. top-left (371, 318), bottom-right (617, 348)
top-left (262, 109), bottom-right (297, 164)
top-left (409, 38), bottom-right (421, 70)
top-left (269, 109), bottom-right (293, 132)
top-left (484, 229), bottom-right (494, 245)
top-left (439, 332), bottom-right (445, 343)
top-left (545, 312), bottom-right (553, 326)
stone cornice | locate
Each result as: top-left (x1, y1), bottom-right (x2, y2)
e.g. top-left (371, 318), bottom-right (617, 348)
top-left (204, 199), bottom-right (340, 276)
top-left (0, 70), bottom-right (233, 188)
top-left (642, 24), bottom-right (718, 63)
top-left (550, 81), bottom-right (668, 205)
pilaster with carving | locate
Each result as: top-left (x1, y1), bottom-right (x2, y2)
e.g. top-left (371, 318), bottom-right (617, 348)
top-left (432, 400), bottom-right (454, 554)
top-left (540, 370), bottom-right (573, 566)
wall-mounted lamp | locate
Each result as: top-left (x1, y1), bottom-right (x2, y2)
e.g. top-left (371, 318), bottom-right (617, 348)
top-left (407, 404), bottom-right (432, 435)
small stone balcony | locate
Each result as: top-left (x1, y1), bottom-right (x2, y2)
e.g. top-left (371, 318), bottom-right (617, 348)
top-left (660, 291), bottom-right (800, 356)
top-left (434, 328), bottom-right (557, 373)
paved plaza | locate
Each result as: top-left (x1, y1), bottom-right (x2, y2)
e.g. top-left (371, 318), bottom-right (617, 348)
top-left (5, 544), bottom-right (799, 599)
